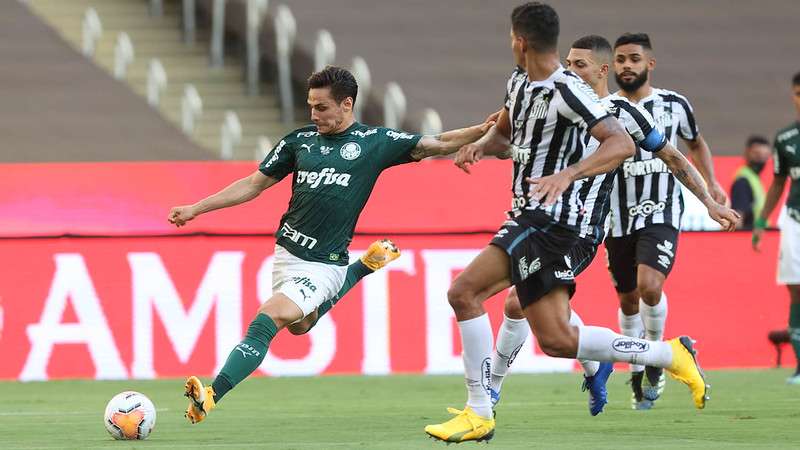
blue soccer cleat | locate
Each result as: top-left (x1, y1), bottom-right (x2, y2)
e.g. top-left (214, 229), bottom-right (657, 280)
top-left (582, 362), bottom-right (613, 416)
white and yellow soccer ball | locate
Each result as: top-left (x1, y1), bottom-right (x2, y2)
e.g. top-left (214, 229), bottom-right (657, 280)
top-left (103, 391), bottom-right (157, 440)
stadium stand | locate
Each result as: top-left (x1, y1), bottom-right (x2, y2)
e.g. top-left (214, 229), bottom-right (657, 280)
top-left (25, 0), bottom-right (293, 160)
top-left (277, 0), bottom-right (799, 154)
top-left (0, 0), bottom-right (210, 161)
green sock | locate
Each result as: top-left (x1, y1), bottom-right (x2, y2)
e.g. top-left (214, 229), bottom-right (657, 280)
top-left (212, 313), bottom-right (278, 403)
top-left (790, 303), bottom-right (800, 374)
top-left (315, 260), bottom-right (374, 319)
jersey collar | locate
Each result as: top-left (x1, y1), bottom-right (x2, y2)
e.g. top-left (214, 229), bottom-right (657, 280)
top-left (526, 65), bottom-right (565, 89)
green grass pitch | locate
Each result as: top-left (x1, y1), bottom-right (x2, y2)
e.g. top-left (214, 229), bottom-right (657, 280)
top-left (0, 369), bottom-right (797, 449)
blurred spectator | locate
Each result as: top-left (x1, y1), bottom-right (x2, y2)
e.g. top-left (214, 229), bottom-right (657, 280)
top-left (731, 135), bottom-right (771, 229)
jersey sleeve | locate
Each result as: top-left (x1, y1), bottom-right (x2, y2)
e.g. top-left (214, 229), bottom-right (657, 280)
top-left (378, 128), bottom-right (423, 168)
top-left (673, 93), bottom-right (700, 141)
top-left (504, 66), bottom-right (525, 110)
top-left (258, 137), bottom-right (295, 180)
top-left (773, 136), bottom-right (788, 176)
top-left (555, 77), bottom-right (611, 131)
top-left (614, 100), bottom-right (667, 153)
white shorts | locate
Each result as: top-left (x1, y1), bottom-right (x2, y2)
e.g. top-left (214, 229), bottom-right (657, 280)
top-left (272, 245), bottom-right (347, 317)
top-left (777, 209), bottom-right (800, 285)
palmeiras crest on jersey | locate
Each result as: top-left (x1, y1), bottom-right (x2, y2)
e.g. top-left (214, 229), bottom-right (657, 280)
top-left (340, 142), bottom-right (362, 160)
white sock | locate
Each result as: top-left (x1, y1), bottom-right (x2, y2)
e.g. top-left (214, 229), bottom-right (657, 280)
top-left (640, 292), bottom-right (668, 341)
top-left (618, 309), bottom-right (645, 372)
top-left (569, 311), bottom-right (600, 376)
top-left (458, 314), bottom-right (494, 418)
top-left (491, 315), bottom-right (529, 392)
top-left (576, 325), bottom-right (673, 367)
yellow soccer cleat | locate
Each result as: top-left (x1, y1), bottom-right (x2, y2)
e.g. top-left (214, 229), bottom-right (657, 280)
top-left (424, 407), bottom-right (495, 443)
top-left (184, 376), bottom-right (216, 424)
top-left (360, 239), bottom-right (400, 271)
top-left (666, 336), bottom-right (710, 409)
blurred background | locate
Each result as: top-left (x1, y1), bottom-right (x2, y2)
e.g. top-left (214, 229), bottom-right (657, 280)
top-left (0, 0), bottom-right (798, 381)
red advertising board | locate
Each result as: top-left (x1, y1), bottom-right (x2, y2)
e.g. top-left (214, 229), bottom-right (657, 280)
top-left (0, 159), bottom-right (791, 379)
top-left (0, 233), bottom-right (789, 380)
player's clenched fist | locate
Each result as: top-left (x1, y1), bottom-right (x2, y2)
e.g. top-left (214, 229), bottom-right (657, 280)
top-left (168, 205), bottom-right (197, 227)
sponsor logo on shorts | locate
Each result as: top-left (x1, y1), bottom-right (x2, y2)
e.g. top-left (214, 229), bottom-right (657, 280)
top-left (554, 269), bottom-right (574, 280)
top-left (657, 239), bottom-right (675, 258)
top-left (290, 276), bottom-right (318, 292)
top-left (494, 228), bottom-right (509, 239)
top-left (790, 166), bottom-right (800, 180)
top-left (340, 142), bottom-right (362, 160)
top-left (481, 357), bottom-right (492, 394)
top-left (628, 200), bottom-right (666, 218)
top-left (657, 239), bottom-right (674, 267)
top-left (518, 256), bottom-right (541, 280)
top-left (612, 338), bottom-right (649, 353)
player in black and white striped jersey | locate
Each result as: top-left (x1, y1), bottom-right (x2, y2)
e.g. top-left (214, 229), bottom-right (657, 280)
top-left (470, 35), bottom-right (738, 417)
top-left (426, 4), bottom-right (726, 444)
top-left (607, 33), bottom-right (729, 410)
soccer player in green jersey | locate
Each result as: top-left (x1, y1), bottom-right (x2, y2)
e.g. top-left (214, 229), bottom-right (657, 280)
top-left (753, 71), bottom-right (800, 384)
top-left (168, 65), bottom-right (494, 423)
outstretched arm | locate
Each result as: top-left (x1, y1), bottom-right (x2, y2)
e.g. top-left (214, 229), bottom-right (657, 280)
top-left (454, 108), bottom-right (513, 173)
top-left (753, 175), bottom-right (787, 250)
top-left (409, 119), bottom-right (496, 161)
top-left (526, 116), bottom-right (635, 205)
top-left (168, 170), bottom-right (279, 227)
top-left (656, 143), bottom-right (740, 231)
top-left (685, 135), bottom-right (727, 205)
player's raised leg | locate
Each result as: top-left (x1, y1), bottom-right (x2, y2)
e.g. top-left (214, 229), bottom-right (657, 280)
top-left (424, 245), bottom-right (510, 443)
top-left (287, 239), bottom-right (400, 335)
top-left (520, 284), bottom-right (709, 410)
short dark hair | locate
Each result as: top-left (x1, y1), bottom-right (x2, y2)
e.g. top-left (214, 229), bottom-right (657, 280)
top-left (307, 65), bottom-right (358, 104)
top-left (511, 2), bottom-right (559, 52)
top-left (614, 33), bottom-right (652, 51)
top-left (746, 135), bottom-right (770, 148)
top-left (793, 71), bottom-right (800, 86)
top-left (571, 35), bottom-right (612, 59)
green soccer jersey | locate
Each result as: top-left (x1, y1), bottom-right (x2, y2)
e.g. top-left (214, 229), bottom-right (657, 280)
top-left (259, 122), bottom-right (422, 265)
top-left (774, 122), bottom-right (800, 221)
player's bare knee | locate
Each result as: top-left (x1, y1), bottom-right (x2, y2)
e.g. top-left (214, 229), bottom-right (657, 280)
top-left (447, 279), bottom-right (478, 312)
top-left (638, 282), bottom-right (663, 306)
top-left (504, 289), bottom-right (525, 319)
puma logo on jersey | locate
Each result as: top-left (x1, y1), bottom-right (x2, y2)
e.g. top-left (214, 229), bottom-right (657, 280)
top-left (296, 168), bottom-right (351, 188)
top-left (300, 143), bottom-right (315, 152)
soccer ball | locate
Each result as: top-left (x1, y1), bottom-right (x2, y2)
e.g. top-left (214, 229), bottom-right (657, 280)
top-left (103, 391), bottom-right (157, 440)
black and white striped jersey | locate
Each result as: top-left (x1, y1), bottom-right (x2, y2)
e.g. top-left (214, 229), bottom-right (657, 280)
top-left (575, 94), bottom-right (667, 243)
top-left (607, 88), bottom-right (699, 237)
top-left (504, 66), bottom-right (611, 231)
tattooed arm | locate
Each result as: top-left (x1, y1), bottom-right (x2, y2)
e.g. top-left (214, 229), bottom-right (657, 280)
top-left (656, 142), bottom-right (740, 231)
top-left (409, 120), bottom-right (496, 161)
